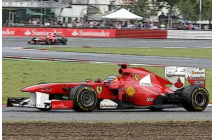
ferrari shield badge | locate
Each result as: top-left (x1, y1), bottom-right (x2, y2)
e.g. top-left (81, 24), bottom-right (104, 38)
top-left (126, 86), bottom-right (135, 97)
top-left (96, 86), bottom-right (102, 94)
top-left (134, 74), bottom-right (139, 80)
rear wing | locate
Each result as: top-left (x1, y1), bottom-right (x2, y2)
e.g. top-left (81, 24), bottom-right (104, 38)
top-left (165, 67), bottom-right (205, 91)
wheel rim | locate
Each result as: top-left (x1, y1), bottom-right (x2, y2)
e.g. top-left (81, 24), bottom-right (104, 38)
top-left (80, 90), bottom-right (95, 107)
top-left (194, 91), bottom-right (206, 107)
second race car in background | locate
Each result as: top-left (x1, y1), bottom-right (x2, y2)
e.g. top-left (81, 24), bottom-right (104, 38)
top-left (28, 33), bottom-right (67, 45)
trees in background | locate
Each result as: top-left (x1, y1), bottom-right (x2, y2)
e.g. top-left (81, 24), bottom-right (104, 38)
top-left (121, 0), bottom-right (163, 20)
top-left (122, 0), bottom-right (212, 23)
top-left (177, 0), bottom-right (198, 21)
top-left (132, 0), bottom-right (163, 20)
top-left (177, 0), bottom-right (212, 26)
top-left (201, 0), bottom-right (212, 24)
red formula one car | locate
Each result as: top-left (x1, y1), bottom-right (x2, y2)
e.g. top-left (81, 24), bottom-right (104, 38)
top-left (28, 33), bottom-right (67, 45)
top-left (7, 64), bottom-right (209, 112)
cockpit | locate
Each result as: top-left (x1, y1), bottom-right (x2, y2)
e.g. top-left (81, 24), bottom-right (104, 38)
top-left (104, 75), bottom-right (118, 83)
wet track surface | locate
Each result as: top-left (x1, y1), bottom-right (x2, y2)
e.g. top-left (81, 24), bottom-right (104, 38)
top-left (2, 37), bottom-right (212, 68)
top-left (2, 37), bottom-right (212, 122)
top-left (2, 107), bottom-right (212, 121)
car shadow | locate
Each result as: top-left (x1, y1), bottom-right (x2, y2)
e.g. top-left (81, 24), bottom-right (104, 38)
top-left (3, 107), bottom-right (211, 113)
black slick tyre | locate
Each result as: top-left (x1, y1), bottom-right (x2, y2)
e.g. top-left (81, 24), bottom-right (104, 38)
top-left (182, 85), bottom-right (209, 111)
top-left (62, 38), bottom-right (67, 45)
top-left (45, 39), bottom-right (51, 45)
top-left (69, 85), bottom-right (97, 112)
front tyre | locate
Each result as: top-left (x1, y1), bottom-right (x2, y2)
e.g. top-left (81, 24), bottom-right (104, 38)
top-left (69, 85), bottom-right (97, 112)
top-left (182, 85), bottom-right (209, 111)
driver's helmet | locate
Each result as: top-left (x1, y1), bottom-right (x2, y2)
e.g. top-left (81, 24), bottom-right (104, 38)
top-left (105, 75), bottom-right (118, 83)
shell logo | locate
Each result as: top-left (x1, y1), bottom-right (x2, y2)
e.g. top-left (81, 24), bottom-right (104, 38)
top-left (192, 71), bottom-right (195, 75)
top-left (125, 86), bottom-right (135, 97)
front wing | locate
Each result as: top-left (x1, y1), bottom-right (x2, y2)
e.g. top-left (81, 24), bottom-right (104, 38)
top-left (7, 92), bottom-right (183, 110)
top-left (7, 92), bottom-right (73, 110)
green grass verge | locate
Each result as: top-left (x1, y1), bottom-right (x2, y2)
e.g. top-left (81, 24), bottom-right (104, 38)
top-left (2, 59), bottom-right (212, 104)
top-left (25, 47), bottom-right (212, 59)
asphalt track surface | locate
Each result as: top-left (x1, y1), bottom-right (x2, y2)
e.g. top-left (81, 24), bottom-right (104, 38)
top-left (2, 107), bottom-right (212, 121)
top-left (2, 37), bottom-right (212, 68)
top-left (2, 37), bottom-right (212, 48)
top-left (2, 37), bottom-right (212, 122)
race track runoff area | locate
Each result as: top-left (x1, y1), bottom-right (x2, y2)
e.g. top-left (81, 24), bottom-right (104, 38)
top-left (2, 121), bottom-right (211, 140)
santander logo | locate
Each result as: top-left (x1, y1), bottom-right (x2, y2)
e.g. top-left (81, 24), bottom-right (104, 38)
top-left (174, 78), bottom-right (184, 88)
top-left (2, 29), bottom-right (15, 35)
top-left (71, 30), bottom-right (110, 37)
top-left (24, 29), bottom-right (62, 36)
top-left (25, 30), bottom-right (31, 35)
top-left (72, 30), bottom-right (78, 36)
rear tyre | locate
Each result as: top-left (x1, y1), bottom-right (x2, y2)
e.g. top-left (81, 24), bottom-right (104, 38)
top-left (69, 85), bottom-right (97, 112)
top-left (182, 85), bottom-right (209, 111)
top-left (62, 38), bottom-right (67, 45)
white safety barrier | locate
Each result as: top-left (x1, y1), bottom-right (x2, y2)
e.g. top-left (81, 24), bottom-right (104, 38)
top-left (167, 30), bottom-right (212, 40)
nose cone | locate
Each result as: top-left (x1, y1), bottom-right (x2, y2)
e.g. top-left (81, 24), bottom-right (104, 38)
top-left (21, 85), bottom-right (42, 92)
